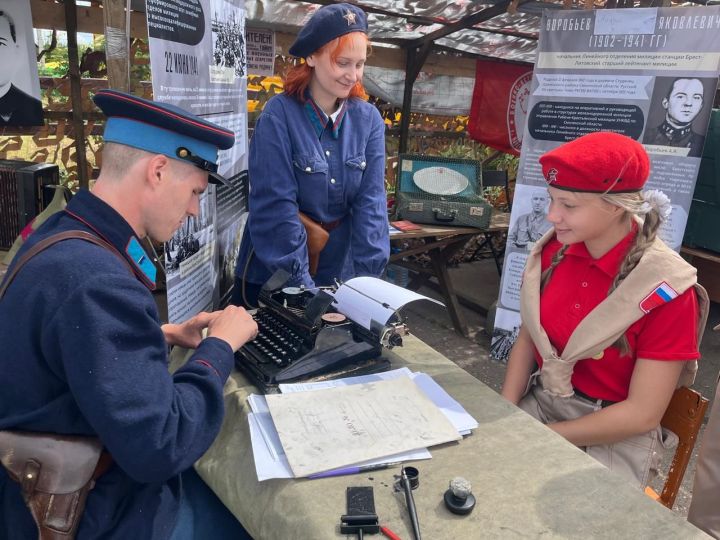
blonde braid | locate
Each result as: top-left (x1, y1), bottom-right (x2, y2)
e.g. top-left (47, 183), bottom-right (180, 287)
top-left (540, 244), bottom-right (569, 291)
top-left (605, 194), bottom-right (663, 355)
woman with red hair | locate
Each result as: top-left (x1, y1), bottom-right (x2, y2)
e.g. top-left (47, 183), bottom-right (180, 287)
top-left (233, 3), bottom-right (389, 306)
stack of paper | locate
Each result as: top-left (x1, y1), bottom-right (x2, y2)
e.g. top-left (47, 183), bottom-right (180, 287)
top-left (247, 368), bottom-right (478, 481)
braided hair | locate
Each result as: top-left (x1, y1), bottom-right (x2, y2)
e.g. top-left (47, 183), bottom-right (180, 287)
top-left (540, 244), bottom-right (569, 291)
top-left (540, 190), bottom-right (668, 355)
top-left (602, 191), bottom-right (665, 355)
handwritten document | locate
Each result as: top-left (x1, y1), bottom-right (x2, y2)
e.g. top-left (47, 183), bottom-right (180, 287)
top-left (265, 377), bottom-right (461, 477)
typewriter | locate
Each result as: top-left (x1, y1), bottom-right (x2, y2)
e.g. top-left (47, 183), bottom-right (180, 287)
top-left (234, 271), bottom-right (412, 394)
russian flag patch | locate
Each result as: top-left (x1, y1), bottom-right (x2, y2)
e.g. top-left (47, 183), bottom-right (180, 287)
top-left (639, 281), bottom-right (678, 314)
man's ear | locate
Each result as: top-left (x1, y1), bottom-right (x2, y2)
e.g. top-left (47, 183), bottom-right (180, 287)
top-left (661, 97), bottom-right (669, 110)
top-left (146, 154), bottom-right (170, 188)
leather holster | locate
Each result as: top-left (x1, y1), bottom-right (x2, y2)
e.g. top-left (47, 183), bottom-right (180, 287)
top-left (298, 212), bottom-right (330, 277)
top-left (0, 430), bottom-right (106, 540)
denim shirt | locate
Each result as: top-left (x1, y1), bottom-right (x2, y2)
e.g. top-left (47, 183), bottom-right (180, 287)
top-left (235, 92), bottom-right (390, 288)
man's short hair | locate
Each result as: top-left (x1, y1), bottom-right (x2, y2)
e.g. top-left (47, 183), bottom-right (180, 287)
top-left (101, 142), bottom-right (198, 179)
top-left (0, 11), bottom-right (17, 43)
top-left (665, 77), bottom-right (703, 101)
top-left (100, 142), bottom-right (153, 178)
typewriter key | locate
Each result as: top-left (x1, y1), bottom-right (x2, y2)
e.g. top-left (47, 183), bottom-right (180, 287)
top-left (321, 313), bottom-right (347, 324)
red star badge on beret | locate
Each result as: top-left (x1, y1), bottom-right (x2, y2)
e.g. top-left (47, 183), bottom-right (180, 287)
top-left (343, 9), bottom-right (357, 25)
top-left (547, 168), bottom-right (558, 183)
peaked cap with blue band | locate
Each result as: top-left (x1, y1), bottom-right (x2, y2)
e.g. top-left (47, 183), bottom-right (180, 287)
top-left (289, 3), bottom-right (368, 58)
top-left (93, 89), bottom-right (235, 186)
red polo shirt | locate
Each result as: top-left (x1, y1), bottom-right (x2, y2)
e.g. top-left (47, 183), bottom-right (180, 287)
top-left (536, 228), bottom-right (699, 402)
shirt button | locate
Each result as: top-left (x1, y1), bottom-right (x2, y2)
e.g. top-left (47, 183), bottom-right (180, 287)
top-left (305, 166), bottom-right (312, 173)
top-left (361, 161), bottom-right (366, 169)
top-left (581, 282), bottom-right (588, 287)
top-left (330, 178), bottom-right (336, 184)
top-left (325, 150), bottom-right (330, 156)
top-left (574, 303), bottom-right (581, 309)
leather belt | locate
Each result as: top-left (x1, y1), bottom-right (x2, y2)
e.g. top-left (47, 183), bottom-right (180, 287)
top-left (318, 218), bottom-right (342, 232)
top-left (93, 451), bottom-right (114, 480)
top-left (573, 387), bottom-right (616, 409)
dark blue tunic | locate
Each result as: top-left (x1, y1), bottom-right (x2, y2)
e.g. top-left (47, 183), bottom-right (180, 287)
top-left (0, 190), bottom-right (234, 539)
top-left (235, 93), bottom-right (389, 289)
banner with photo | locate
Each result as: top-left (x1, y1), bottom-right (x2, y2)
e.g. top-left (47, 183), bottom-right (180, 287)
top-left (0, 0), bottom-right (43, 126)
top-left (146, 0), bottom-right (248, 323)
top-left (491, 5), bottom-right (720, 361)
top-left (467, 59), bottom-right (533, 155)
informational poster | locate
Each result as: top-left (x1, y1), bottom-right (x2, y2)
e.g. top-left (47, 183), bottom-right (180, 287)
top-left (491, 6), bottom-right (720, 361)
top-left (245, 27), bottom-right (275, 76)
top-left (146, 0), bottom-right (248, 323)
top-left (0, 0), bottom-right (44, 126)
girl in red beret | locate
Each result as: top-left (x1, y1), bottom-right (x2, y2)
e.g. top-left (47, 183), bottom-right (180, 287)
top-left (232, 3), bottom-right (389, 307)
top-left (501, 131), bottom-right (708, 488)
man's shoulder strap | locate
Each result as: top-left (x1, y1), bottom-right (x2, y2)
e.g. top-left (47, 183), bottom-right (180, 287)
top-left (0, 230), bottom-right (133, 300)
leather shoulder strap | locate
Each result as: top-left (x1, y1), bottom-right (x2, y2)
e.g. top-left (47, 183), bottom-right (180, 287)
top-left (0, 230), bottom-right (133, 300)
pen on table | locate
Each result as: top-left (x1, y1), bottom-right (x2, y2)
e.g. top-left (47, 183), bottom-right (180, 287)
top-left (401, 466), bottom-right (421, 540)
top-left (380, 526), bottom-right (402, 540)
top-left (308, 462), bottom-right (401, 479)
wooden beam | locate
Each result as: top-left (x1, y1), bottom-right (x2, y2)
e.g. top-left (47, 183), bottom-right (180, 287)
top-left (64, 0), bottom-right (89, 190)
top-left (102, 0), bottom-right (131, 91)
top-left (31, 0), bottom-right (148, 39)
top-left (399, 43), bottom-right (432, 154)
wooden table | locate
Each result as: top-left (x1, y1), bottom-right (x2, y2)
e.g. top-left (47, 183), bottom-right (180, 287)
top-left (389, 212), bottom-right (510, 337)
top-left (189, 336), bottom-right (709, 539)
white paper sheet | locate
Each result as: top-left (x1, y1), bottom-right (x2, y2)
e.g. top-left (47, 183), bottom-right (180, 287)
top-left (265, 377), bottom-right (462, 477)
top-left (248, 412), bottom-right (431, 481)
top-left (279, 369), bottom-right (478, 436)
top-left (248, 370), bottom-right (476, 480)
top-left (248, 413), bottom-right (294, 481)
top-left (278, 367), bottom-right (414, 393)
top-left (330, 276), bottom-right (444, 331)
top-left (410, 373), bottom-right (479, 434)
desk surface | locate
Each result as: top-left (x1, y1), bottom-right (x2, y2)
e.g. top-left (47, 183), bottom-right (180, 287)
top-left (192, 337), bottom-right (707, 539)
top-left (390, 211), bottom-right (510, 240)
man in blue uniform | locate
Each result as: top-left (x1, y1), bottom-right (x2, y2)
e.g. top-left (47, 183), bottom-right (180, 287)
top-left (643, 77), bottom-right (706, 157)
top-left (0, 89), bottom-right (257, 539)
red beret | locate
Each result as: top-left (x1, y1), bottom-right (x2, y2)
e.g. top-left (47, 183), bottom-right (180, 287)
top-left (539, 132), bottom-right (650, 193)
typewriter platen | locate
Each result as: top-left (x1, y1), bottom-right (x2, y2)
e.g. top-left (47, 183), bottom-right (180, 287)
top-left (234, 272), bottom-right (406, 393)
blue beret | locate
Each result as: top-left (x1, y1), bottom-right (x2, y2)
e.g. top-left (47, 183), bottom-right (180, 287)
top-left (289, 3), bottom-right (368, 58)
top-left (93, 89), bottom-right (235, 186)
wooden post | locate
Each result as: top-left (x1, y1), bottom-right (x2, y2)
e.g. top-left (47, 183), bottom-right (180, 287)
top-left (102, 0), bottom-right (130, 91)
top-left (64, 0), bottom-right (89, 189)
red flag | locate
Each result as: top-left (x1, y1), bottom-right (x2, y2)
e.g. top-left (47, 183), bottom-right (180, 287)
top-left (467, 59), bottom-right (533, 156)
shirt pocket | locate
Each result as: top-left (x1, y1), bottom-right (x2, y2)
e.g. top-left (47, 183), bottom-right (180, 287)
top-left (293, 153), bottom-right (329, 209)
top-left (343, 153), bottom-right (367, 201)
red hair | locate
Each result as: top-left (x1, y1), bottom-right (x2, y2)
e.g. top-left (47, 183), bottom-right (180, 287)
top-left (284, 32), bottom-right (369, 101)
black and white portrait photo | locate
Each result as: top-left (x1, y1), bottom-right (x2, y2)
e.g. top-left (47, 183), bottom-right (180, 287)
top-left (507, 184), bottom-right (552, 249)
top-left (0, 2), bottom-right (43, 126)
top-left (643, 76), bottom-right (716, 158)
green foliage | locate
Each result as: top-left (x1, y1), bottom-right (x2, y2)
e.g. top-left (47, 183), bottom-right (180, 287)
top-left (38, 45), bottom-right (69, 78)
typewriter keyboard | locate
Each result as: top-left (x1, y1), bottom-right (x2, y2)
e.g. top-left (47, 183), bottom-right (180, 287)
top-left (245, 309), bottom-right (308, 366)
